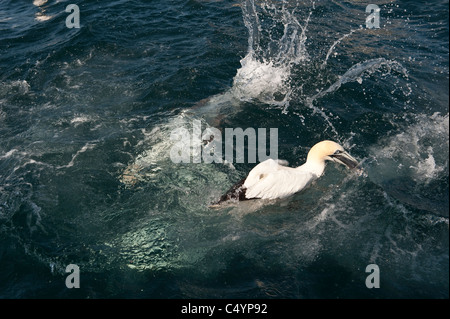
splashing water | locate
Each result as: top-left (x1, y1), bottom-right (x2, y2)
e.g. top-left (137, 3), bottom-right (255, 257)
top-left (233, 0), bottom-right (411, 140)
top-left (367, 112), bottom-right (449, 216)
top-left (321, 28), bottom-right (361, 69)
top-left (309, 58), bottom-right (409, 103)
top-left (231, 0), bottom-right (310, 106)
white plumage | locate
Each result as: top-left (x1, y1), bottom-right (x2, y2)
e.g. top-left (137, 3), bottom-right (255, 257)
top-left (243, 159), bottom-right (320, 200)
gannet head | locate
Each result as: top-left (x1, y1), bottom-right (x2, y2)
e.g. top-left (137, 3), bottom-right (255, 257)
top-left (306, 140), bottom-right (359, 169)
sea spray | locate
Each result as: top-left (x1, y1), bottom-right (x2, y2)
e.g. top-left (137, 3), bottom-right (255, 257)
top-left (308, 58), bottom-right (409, 105)
top-left (232, 0), bottom-right (311, 107)
top-left (367, 112), bottom-right (449, 216)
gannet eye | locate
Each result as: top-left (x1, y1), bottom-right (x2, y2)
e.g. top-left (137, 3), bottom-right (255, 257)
top-left (334, 150), bottom-right (343, 155)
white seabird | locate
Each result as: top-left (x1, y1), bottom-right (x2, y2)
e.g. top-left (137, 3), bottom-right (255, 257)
top-left (213, 140), bottom-right (359, 205)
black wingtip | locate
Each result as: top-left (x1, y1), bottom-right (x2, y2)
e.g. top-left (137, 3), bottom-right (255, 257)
top-left (210, 178), bottom-right (248, 207)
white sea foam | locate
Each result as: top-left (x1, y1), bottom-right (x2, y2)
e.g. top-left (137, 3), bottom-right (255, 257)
top-left (33, 0), bottom-right (48, 6)
top-left (61, 142), bottom-right (97, 169)
top-left (70, 115), bottom-right (93, 127)
top-left (35, 13), bottom-right (53, 22)
top-left (0, 149), bottom-right (20, 160)
top-left (120, 113), bottom-right (197, 185)
top-left (33, 0), bottom-right (53, 22)
top-left (11, 80), bottom-right (31, 94)
top-left (371, 112), bottom-right (449, 185)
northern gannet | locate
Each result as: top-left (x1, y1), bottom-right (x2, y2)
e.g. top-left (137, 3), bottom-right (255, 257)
top-left (213, 140), bottom-right (359, 205)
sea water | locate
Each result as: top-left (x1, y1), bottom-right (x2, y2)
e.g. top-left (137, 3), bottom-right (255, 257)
top-left (0, 0), bottom-right (448, 298)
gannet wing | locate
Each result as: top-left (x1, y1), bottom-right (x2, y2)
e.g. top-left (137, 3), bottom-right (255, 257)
top-left (243, 159), bottom-right (289, 189)
top-left (212, 159), bottom-right (290, 206)
top-left (244, 168), bottom-right (316, 200)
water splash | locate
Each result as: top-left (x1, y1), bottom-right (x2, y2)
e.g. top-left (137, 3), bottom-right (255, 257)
top-left (233, 1), bottom-right (411, 144)
top-left (367, 112), bottom-right (449, 216)
top-left (309, 58), bottom-right (409, 103)
top-left (301, 58), bottom-right (409, 137)
top-left (190, 0), bottom-right (312, 119)
top-left (230, 0), bottom-right (311, 106)
top-left (371, 112), bottom-right (449, 183)
top-left (321, 28), bottom-right (361, 68)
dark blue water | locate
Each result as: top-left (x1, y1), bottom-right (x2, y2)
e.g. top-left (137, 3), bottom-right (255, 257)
top-left (0, 0), bottom-right (448, 299)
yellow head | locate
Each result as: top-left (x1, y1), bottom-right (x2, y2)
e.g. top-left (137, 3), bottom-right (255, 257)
top-left (306, 140), bottom-right (358, 169)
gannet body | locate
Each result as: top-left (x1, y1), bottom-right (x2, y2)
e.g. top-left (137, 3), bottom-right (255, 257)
top-left (214, 140), bottom-right (358, 204)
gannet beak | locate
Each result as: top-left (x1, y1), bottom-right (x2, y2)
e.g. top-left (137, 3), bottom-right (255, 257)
top-left (328, 151), bottom-right (359, 169)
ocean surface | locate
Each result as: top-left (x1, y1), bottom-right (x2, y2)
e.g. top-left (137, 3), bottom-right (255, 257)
top-left (0, 0), bottom-right (448, 299)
